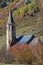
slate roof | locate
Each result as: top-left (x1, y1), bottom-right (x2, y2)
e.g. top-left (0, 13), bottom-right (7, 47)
top-left (16, 35), bottom-right (35, 44)
top-left (11, 35), bottom-right (35, 46)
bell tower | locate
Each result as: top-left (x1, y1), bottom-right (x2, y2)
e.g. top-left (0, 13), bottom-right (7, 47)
top-left (6, 11), bottom-right (16, 52)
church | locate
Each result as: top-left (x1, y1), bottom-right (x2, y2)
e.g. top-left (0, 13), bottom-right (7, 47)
top-left (6, 10), bottom-right (35, 52)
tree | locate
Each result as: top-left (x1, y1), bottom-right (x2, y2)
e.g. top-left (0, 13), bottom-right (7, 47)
top-left (25, 0), bottom-right (31, 5)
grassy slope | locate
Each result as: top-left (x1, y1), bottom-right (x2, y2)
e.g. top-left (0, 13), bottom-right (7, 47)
top-left (39, 36), bottom-right (43, 42)
top-left (0, 63), bottom-right (25, 65)
top-left (0, 35), bottom-right (5, 51)
top-left (15, 9), bottom-right (43, 36)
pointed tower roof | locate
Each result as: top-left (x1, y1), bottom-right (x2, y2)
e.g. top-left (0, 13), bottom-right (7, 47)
top-left (7, 10), bottom-right (14, 25)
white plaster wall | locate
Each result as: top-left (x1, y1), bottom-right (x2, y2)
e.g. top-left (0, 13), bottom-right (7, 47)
top-left (6, 25), bottom-right (10, 52)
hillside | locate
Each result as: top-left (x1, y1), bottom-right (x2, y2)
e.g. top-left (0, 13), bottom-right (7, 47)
top-left (0, 0), bottom-right (24, 29)
top-left (0, 1), bottom-right (43, 37)
top-left (14, 8), bottom-right (43, 36)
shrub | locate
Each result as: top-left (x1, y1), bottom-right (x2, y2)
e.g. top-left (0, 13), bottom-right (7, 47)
top-left (19, 7), bottom-right (24, 15)
top-left (13, 9), bottom-right (20, 17)
top-left (13, 2), bottom-right (39, 19)
top-left (0, 2), bottom-right (7, 8)
top-left (24, 5), bottom-right (28, 13)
